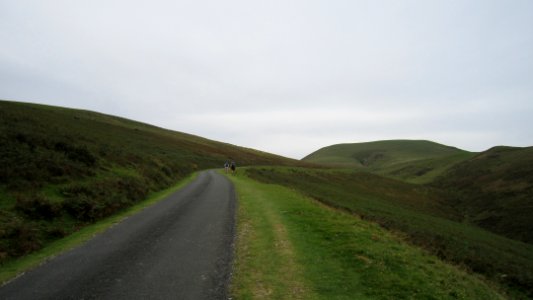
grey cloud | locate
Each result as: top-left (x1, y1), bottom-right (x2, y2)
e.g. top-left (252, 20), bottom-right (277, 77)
top-left (1, 0), bottom-right (532, 158)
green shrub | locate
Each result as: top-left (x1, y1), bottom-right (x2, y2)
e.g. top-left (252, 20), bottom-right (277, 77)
top-left (63, 194), bottom-right (99, 222)
top-left (54, 142), bottom-right (96, 166)
top-left (0, 216), bottom-right (42, 258)
top-left (14, 194), bottom-right (61, 220)
top-left (61, 177), bottom-right (150, 222)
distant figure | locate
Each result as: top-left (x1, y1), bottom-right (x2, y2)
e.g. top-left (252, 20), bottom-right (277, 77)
top-left (230, 161), bottom-right (236, 174)
top-left (224, 161), bottom-right (230, 173)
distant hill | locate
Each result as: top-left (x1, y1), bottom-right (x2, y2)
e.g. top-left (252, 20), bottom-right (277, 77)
top-left (433, 146), bottom-right (533, 244)
top-left (304, 140), bottom-right (533, 244)
top-left (303, 140), bottom-right (474, 183)
top-left (0, 100), bottom-right (303, 261)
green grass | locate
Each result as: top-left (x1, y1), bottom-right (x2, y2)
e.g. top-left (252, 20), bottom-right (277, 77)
top-left (245, 167), bottom-right (533, 299)
top-left (0, 172), bottom-right (197, 284)
top-left (375, 152), bottom-right (477, 184)
top-left (229, 172), bottom-right (314, 299)
top-left (228, 170), bottom-right (504, 299)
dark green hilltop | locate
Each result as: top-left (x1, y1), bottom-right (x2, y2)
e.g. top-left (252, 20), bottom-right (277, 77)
top-left (303, 139), bottom-right (467, 167)
top-left (303, 140), bottom-right (475, 183)
top-left (0, 100), bottom-right (304, 263)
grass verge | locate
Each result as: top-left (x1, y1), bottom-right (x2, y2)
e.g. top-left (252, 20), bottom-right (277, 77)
top-left (228, 170), bottom-right (504, 299)
top-left (228, 172), bottom-right (314, 299)
top-left (0, 172), bottom-right (197, 285)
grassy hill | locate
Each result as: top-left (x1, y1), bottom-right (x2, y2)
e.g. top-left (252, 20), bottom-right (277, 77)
top-left (228, 171), bottom-right (505, 299)
top-left (300, 140), bottom-right (533, 295)
top-left (303, 140), bottom-right (475, 183)
top-left (245, 167), bottom-right (533, 298)
top-left (433, 146), bottom-right (533, 244)
top-left (0, 100), bottom-right (302, 262)
top-left (303, 140), bottom-right (533, 244)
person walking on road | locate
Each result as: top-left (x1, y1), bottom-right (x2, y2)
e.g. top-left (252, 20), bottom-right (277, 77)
top-left (224, 161), bottom-right (230, 173)
top-left (230, 161), bottom-right (236, 175)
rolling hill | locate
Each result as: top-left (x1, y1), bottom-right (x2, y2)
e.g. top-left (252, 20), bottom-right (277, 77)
top-left (300, 140), bottom-right (533, 296)
top-left (0, 100), bottom-right (303, 262)
top-left (304, 140), bottom-right (533, 243)
top-left (2, 100), bottom-right (532, 297)
top-left (302, 140), bottom-right (475, 183)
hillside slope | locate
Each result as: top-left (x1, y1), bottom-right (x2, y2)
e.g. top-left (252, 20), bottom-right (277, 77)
top-left (304, 140), bottom-right (533, 244)
top-left (303, 140), bottom-right (474, 183)
top-left (0, 100), bottom-right (302, 262)
top-left (246, 167), bottom-right (533, 298)
top-left (434, 146), bottom-right (533, 244)
top-left (229, 171), bottom-right (505, 299)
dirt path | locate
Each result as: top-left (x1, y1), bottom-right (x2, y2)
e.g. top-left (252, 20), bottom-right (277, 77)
top-left (0, 170), bottom-right (235, 299)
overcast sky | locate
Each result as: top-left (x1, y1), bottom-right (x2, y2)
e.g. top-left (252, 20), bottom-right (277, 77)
top-left (1, 0), bottom-right (532, 158)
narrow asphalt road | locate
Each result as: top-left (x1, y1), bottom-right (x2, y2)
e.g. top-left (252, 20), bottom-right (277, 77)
top-left (0, 170), bottom-right (236, 300)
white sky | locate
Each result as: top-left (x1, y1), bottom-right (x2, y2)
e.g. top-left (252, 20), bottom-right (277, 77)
top-left (1, 0), bottom-right (532, 159)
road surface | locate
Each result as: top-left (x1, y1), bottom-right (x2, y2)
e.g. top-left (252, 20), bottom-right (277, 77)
top-left (0, 170), bottom-right (236, 299)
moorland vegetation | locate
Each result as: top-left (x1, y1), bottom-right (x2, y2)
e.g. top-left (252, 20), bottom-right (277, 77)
top-left (1, 100), bottom-right (531, 298)
top-left (0, 100), bottom-right (302, 263)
